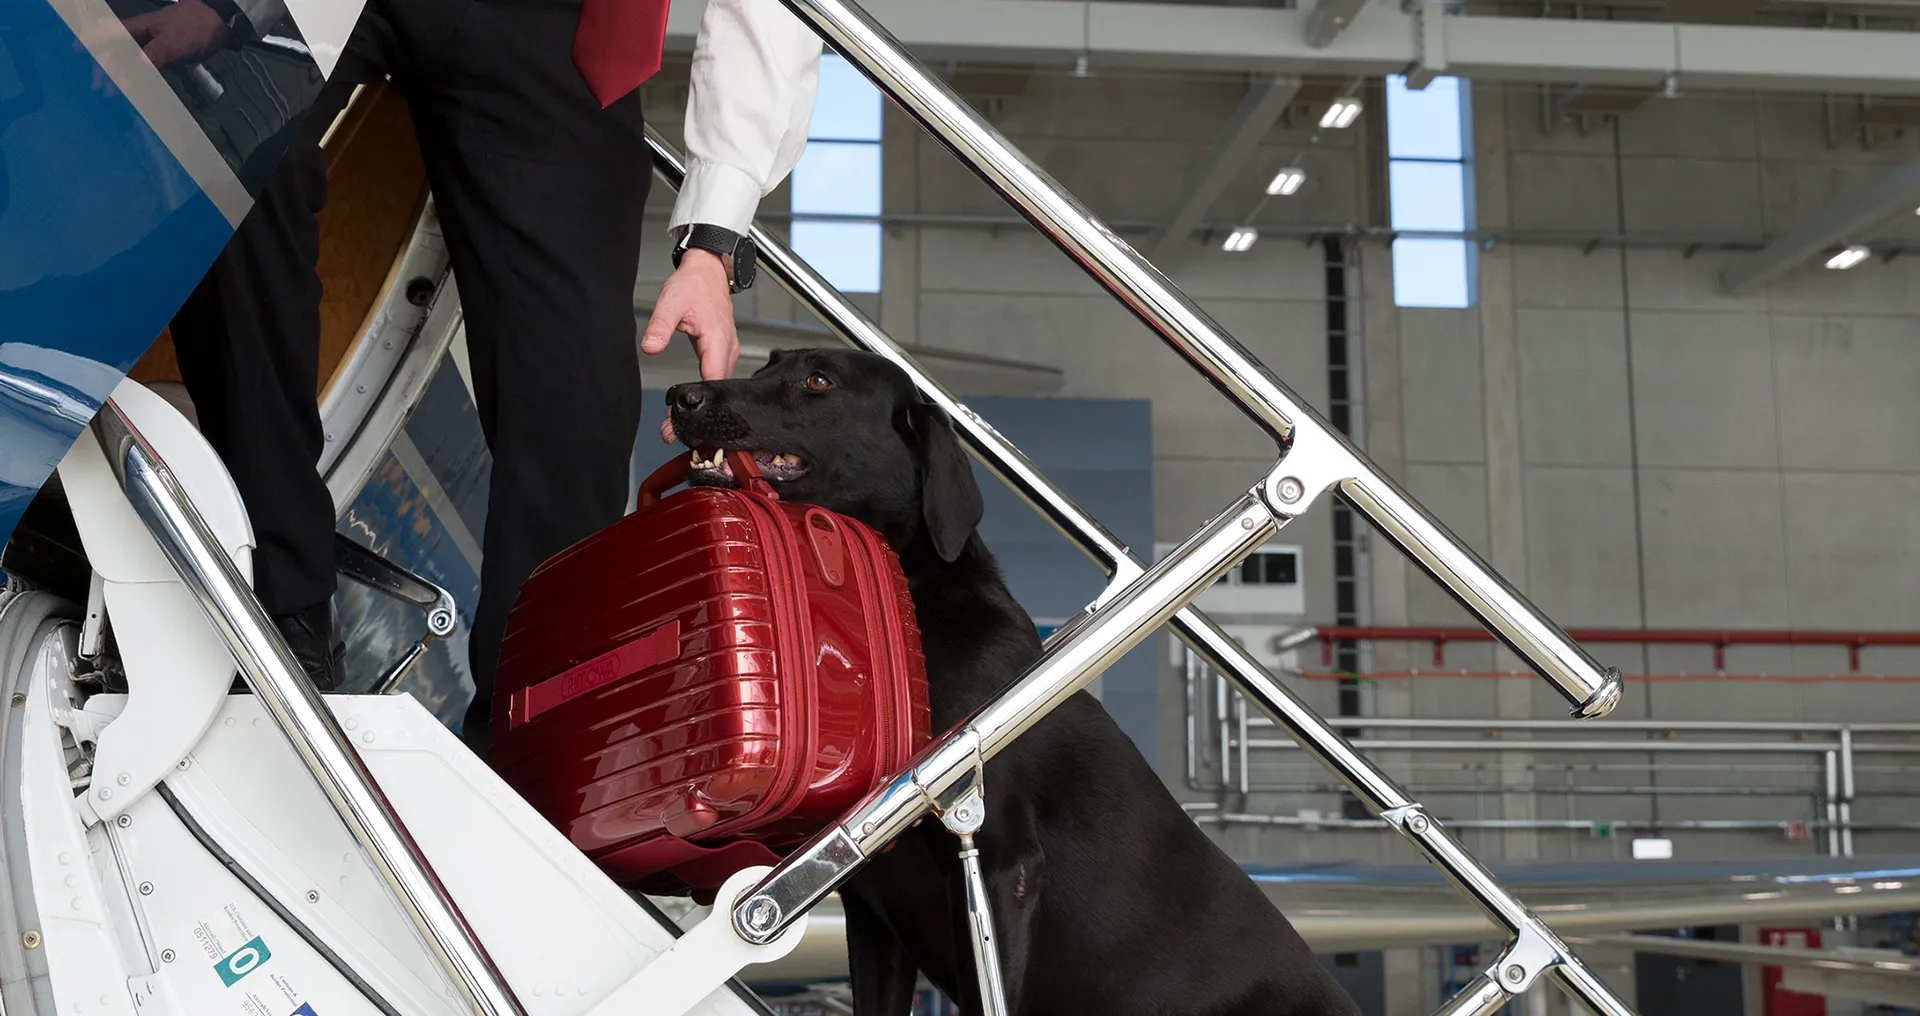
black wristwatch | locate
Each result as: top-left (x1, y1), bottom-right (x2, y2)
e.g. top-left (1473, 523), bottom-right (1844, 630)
top-left (672, 224), bottom-right (757, 294)
top-left (201, 0), bottom-right (257, 46)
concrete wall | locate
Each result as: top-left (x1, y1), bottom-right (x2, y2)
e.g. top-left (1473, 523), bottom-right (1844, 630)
top-left (1362, 85), bottom-right (1920, 870)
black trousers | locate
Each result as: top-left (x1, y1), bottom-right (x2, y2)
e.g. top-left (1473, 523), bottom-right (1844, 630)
top-left (171, 93), bottom-right (341, 620)
top-left (172, 0), bottom-right (653, 752)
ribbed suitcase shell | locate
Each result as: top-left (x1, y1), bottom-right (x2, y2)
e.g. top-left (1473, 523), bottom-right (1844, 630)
top-left (489, 453), bottom-right (930, 895)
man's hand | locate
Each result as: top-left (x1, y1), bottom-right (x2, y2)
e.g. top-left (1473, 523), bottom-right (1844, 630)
top-left (123, 0), bottom-right (229, 70)
top-left (643, 249), bottom-right (739, 442)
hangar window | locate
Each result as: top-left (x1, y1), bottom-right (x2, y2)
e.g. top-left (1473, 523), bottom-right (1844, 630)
top-left (1386, 75), bottom-right (1474, 309)
top-left (791, 55), bottom-right (883, 293)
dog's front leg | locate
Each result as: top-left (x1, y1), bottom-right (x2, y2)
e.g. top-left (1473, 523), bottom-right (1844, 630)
top-left (844, 889), bottom-right (922, 1016)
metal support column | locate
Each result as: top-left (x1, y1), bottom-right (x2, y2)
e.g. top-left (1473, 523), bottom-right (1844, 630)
top-left (1840, 727), bottom-right (1856, 857)
top-left (1826, 750), bottom-right (1842, 857)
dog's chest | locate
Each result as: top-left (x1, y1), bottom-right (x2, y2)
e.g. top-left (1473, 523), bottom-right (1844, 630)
top-left (911, 601), bottom-right (1041, 731)
top-left (921, 638), bottom-right (1020, 731)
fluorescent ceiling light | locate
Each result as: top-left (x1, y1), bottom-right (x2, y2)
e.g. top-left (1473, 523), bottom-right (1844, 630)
top-left (1319, 97), bottom-right (1363, 129)
top-left (1266, 167), bottom-right (1306, 196)
top-left (1222, 227), bottom-right (1258, 253)
top-left (1825, 245), bottom-right (1870, 270)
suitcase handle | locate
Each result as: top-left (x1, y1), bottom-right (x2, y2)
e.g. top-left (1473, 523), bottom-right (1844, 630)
top-left (636, 450), bottom-right (778, 508)
top-left (804, 509), bottom-right (848, 588)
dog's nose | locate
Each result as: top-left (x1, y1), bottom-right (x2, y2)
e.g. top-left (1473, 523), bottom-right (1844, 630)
top-left (671, 384), bottom-right (706, 412)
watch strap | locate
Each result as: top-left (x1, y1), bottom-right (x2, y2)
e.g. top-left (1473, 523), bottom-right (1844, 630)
top-left (676, 224), bottom-right (740, 260)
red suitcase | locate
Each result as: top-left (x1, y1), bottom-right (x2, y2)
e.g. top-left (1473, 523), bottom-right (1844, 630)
top-left (489, 450), bottom-right (931, 896)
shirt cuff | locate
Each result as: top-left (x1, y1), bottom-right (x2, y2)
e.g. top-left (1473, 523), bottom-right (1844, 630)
top-left (669, 160), bottom-right (764, 237)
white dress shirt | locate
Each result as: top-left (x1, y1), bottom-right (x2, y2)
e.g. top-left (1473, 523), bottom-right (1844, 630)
top-left (670, 0), bottom-right (824, 238)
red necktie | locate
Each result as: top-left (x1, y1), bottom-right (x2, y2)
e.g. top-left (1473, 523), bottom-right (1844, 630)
top-left (573, 0), bottom-right (673, 108)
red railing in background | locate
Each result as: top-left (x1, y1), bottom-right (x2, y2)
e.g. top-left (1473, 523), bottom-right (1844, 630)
top-left (1309, 626), bottom-right (1920, 673)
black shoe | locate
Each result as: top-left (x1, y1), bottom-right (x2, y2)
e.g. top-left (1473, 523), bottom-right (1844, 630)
top-left (270, 601), bottom-right (345, 692)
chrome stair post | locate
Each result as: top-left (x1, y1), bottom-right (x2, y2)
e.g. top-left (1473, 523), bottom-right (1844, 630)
top-left (94, 401), bottom-right (527, 1016)
top-left (929, 749), bottom-right (1011, 1016)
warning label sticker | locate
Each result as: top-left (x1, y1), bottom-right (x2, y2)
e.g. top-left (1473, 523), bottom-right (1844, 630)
top-left (192, 904), bottom-right (256, 965)
top-left (214, 935), bottom-right (271, 987)
top-left (186, 903), bottom-right (312, 1016)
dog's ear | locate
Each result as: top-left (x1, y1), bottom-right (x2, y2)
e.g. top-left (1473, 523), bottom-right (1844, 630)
top-left (907, 395), bottom-right (983, 562)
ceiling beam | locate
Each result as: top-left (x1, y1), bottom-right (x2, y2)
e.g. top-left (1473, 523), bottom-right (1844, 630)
top-left (1148, 77), bottom-right (1302, 261)
top-left (665, 0), bottom-right (1920, 97)
top-left (1666, 0), bottom-right (1767, 26)
top-left (1305, 0), bottom-right (1370, 48)
top-left (1719, 155), bottom-right (1920, 293)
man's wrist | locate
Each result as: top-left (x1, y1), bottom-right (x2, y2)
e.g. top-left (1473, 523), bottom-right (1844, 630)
top-left (677, 248), bottom-right (727, 277)
top-left (671, 224), bottom-right (756, 293)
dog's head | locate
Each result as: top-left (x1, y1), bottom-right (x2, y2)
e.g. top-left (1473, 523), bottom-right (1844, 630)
top-left (665, 348), bottom-right (984, 562)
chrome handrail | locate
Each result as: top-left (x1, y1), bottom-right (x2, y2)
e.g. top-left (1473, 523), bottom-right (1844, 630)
top-left (775, 0), bottom-right (1620, 723)
top-left (647, 122), bottom-right (1635, 1014)
top-left (93, 400), bottom-right (527, 1016)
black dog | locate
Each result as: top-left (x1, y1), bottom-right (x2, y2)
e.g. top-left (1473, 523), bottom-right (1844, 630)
top-left (669, 349), bottom-right (1360, 1016)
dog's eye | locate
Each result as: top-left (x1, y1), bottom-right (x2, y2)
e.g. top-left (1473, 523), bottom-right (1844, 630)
top-left (803, 372), bottom-right (833, 392)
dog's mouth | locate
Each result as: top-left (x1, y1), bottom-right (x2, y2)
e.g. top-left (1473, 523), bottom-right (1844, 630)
top-left (689, 447), bottom-right (810, 484)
